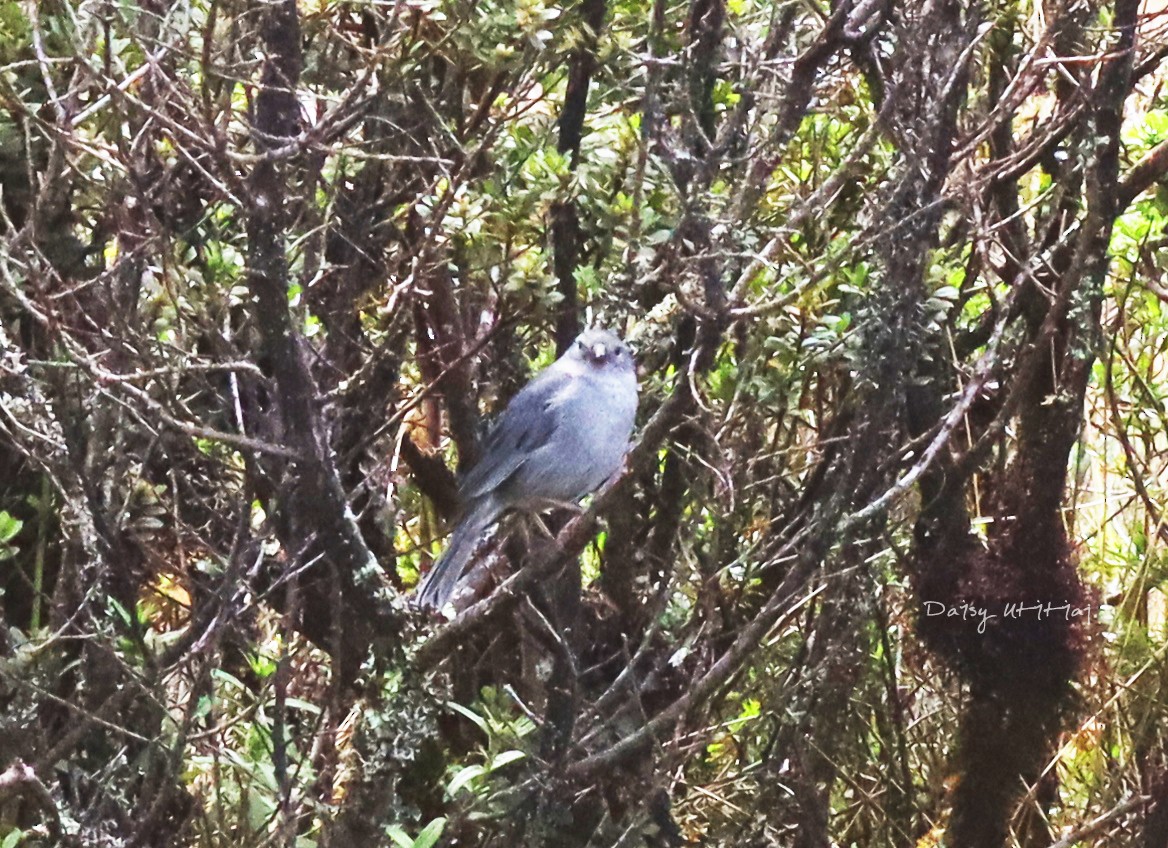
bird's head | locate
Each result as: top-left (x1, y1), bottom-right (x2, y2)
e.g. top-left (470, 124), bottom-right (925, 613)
top-left (570, 328), bottom-right (634, 372)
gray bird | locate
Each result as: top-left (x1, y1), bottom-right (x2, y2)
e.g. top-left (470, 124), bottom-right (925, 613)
top-left (415, 328), bottom-right (638, 610)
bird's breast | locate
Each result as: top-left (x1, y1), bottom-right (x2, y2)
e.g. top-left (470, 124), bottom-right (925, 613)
top-left (512, 370), bottom-right (637, 503)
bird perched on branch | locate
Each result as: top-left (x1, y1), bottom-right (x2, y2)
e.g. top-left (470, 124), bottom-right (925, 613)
top-left (415, 328), bottom-right (638, 611)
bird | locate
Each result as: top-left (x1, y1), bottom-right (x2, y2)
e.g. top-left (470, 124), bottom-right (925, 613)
top-left (415, 328), bottom-right (638, 611)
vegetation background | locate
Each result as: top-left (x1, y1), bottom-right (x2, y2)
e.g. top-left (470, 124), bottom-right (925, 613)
top-left (1, 0), bottom-right (1168, 845)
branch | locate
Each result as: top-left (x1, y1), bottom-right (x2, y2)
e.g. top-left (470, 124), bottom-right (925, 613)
top-left (1046, 793), bottom-right (1150, 848)
top-left (398, 432), bottom-right (460, 520)
top-left (1118, 137), bottom-right (1168, 211)
top-left (0, 760), bottom-right (61, 840)
top-left (564, 523), bottom-right (822, 779)
top-left (245, 0), bottom-right (403, 659)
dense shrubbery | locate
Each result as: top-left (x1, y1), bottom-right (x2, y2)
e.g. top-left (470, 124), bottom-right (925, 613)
top-left (1, 0), bottom-right (1168, 845)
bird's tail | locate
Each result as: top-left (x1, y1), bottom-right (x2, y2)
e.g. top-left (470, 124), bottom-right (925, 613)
top-left (415, 500), bottom-right (502, 611)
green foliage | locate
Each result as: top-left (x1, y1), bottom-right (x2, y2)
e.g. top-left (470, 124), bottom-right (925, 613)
top-left (386, 816), bottom-right (447, 848)
top-left (0, 511), bottom-right (21, 562)
top-left (0, 0), bottom-right (1166, 845)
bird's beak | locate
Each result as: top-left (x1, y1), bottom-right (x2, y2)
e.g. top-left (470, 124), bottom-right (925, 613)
top-left (590, 342), bottom-right (608, 361)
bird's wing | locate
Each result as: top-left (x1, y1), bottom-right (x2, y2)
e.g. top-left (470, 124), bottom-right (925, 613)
top-left (459, 366), bottom-right (570, 501)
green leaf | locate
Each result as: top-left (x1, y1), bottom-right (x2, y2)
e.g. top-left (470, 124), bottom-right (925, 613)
top-left (414, 818), bottom-right (447, 848)
top-left (107, 597), bottom-right (134, 627)
top-left (0, 511), bottom-right (22, 543)
top-left (247, 651), bottom-right (277, 679)
top-left (446, 763), bottom-right (486, 796)
top-left (0, 513), bottom-right (20, 542)
top-left (489, 749), bottom-right (526, 769)
top-left (446, 701), bottom-right (489, 735)
top-left (211, 668), bottom-right (246, 689)
top-left (286, 697), bottom-right (322, 715)
top-left (385, 825), bottom-right (415, 848)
